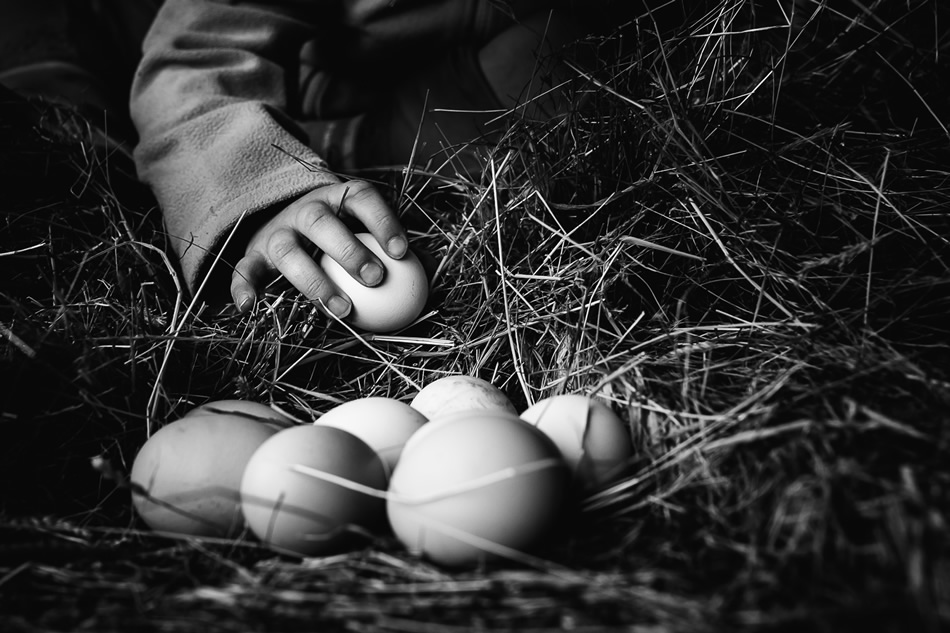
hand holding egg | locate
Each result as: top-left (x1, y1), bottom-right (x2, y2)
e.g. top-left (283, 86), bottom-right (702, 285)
top-left (231, 182), bottom-right (407, 314)
top-left (320, 233), bottom-right (428, 332)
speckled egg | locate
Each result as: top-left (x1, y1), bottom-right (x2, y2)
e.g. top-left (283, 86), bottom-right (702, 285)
top-left (409, 375), bottom-right (516, 420)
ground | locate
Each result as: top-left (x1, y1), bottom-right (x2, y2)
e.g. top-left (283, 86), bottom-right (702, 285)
top-left (1, 1), bottom-right (949, 631)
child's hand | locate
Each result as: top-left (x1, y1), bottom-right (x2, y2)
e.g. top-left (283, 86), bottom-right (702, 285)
top-left (230, 181), bottom-right (408, 315)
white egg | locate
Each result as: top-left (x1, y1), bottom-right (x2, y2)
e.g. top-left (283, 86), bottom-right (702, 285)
top-left (240, 425), bottom-right (388, 556)
top-left (520, 394), bottom-right (633, 492)
top-left (387, 409), bottom-right (568, 567)
top-left (410, 375), bottom-right (517, 420)
top-left (320, 233), bottom-right (428, 332)
top-left (314, 397), bottom-right (427, 475)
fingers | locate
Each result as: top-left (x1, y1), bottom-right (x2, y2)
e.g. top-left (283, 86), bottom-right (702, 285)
top-left (230, 251), bottom-right (266, 313)
top-left (265, 227), bottom-right (353, 317)
top-left (233, 228), bottom-right (352, 318)
top-left (323, 181), bottom-right (408, 260)
top-left (232, 180), bottom-right (407, 314)
top-left (290, 192), bottom-right (385, 288)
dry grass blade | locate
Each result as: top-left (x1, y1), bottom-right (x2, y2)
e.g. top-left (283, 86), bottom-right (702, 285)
top-left (2, 1), bottom-right (950, 631)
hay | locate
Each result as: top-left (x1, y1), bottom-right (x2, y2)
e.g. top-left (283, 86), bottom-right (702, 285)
top-left (2, 1), bottom-right (949, 631)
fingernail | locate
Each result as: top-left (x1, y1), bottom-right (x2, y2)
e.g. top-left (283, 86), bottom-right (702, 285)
top-left (387, 235), bottom-right (408, 258)
top-left (236, 293), bottom-right (254, 313)
top-left (360, 261), bottom-right (384, 286)
top-left (327, 295), bottom-right (351, 318)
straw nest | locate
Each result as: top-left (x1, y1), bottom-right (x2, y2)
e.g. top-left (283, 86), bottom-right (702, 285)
top-left (1, 1), bottom-right (948, 631)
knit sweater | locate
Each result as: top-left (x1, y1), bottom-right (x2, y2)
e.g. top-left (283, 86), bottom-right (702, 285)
top-left (130, 0), bottom-right (518, 293)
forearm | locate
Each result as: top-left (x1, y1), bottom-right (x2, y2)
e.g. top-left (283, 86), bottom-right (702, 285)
top-left (130, 0), bottom-right (338, 291)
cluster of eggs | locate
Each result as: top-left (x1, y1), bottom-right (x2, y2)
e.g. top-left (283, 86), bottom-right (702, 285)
top-left (130, 376), bottom-right (635, 567)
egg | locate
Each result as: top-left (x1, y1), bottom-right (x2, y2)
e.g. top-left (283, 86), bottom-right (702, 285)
top-left (320, 233), bottom-right (428, 332)
top-left (185, 399), bottom-right (295, 429)
top-left (313, 397), bottom-right (427, 475)
top-left (387, 409), bottom-right (569, 567)
top-left (130, 414), bottom-right (277, 537)
top-left (520, 394), bottom-right (633, 492)
top-left (409, 375), bottom-right (517, 420)
top-left (240, 425), bottom-right (388, 556)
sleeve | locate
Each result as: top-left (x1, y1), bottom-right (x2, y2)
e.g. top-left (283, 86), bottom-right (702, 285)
top-left (130, 0), bottom-right (340, 293)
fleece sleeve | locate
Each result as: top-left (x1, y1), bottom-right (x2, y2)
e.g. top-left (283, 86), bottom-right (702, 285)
top-left (130, 0), bottom-right (339, 293)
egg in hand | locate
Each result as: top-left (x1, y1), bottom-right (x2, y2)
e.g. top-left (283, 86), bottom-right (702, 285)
top-left (320, 233), bottom-right (428, 332)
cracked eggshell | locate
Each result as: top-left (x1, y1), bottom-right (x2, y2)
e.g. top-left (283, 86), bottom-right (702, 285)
top-left (320, 233), bottom-right (428, 332)
top-left (185, 399), bottom-right (295, 429)
top-left (130, 414), bottom-right (278, 537)
top-left (520, 394), bottom-right (633, 492)
top-left (409, 375), bottom-right (516, 420)
top-left (314, 397), bottom-right (427, 475)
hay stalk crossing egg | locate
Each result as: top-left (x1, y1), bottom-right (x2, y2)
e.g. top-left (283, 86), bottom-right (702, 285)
top-left (387, 410), bottom-right (569, 567)
top-left (240, 425), bottom-right (388, 556)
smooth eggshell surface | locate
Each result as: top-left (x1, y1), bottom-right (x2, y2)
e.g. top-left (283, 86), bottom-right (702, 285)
top-left (409, 375), bottom-right (517, 420)
top-left (314, 397), bottom-right (427, 475)
top-left (185, 399), bottom-right (295, 429)
top-left (320, 233), bottom-right (428, 332)
top-left (387, 410), bottom-right (568, 567)
top-left (520, 394), bottom-right (633, 491)
top-left (130, 414), bottom-right (278, 537)
top-left (240, 425), bottom-right (388, 557)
